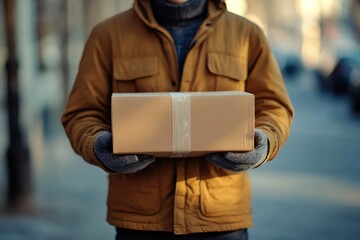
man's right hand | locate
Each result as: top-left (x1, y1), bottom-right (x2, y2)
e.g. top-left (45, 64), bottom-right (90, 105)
top-left (93, 131), bottom-right (155, 173)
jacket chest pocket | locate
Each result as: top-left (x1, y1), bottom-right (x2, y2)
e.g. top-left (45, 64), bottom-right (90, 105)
top-left (207, 53), bottom-right (248, 91)
top-left (112, 56), bottom-right (158, 92)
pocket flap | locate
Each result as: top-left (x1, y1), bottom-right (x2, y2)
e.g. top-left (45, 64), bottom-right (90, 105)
top-left (113, 56), bottom-right (158, 80)
top-left (207, 53), bottom-right (247, 81)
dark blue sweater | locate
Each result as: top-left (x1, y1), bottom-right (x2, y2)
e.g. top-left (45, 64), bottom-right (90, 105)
top-left (151, 0), bottom-right (207, 77)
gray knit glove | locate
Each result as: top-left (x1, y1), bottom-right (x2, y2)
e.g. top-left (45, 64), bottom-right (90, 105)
top-left (93, 131), bottom-right (155, 173)
top-left (207, 129), bottom-right (269, 172)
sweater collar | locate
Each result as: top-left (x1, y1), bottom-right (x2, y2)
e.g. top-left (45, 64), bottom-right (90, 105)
top-left (134, 0), bottom-right (226, 28)
top-left (151, 0), bottom-right (207, 22)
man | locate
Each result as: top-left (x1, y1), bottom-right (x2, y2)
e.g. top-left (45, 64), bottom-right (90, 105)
top-left (62, 0), bottom-right (294, 239)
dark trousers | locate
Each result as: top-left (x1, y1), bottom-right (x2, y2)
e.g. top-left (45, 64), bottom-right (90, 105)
top-left (115, 228), bottom-right (248, 240)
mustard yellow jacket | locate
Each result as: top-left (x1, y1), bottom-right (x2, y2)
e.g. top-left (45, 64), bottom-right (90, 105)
top-left (62, 0), bottom-right (294, 234)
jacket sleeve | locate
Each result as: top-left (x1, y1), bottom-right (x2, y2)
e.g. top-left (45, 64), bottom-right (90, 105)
top-left (246, 26), bottom-right (294, 163)
top-left (61, 24), bottom-right (112, 171)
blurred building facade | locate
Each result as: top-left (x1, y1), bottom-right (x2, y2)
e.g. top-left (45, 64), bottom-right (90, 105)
top-left (0, 0), bottom-right (133, 209)
top-left (227, 0), bottom-right (360, 68)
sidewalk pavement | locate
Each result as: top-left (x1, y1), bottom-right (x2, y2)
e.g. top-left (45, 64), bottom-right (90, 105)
top-left (0, 129), bottom-right (114, 240)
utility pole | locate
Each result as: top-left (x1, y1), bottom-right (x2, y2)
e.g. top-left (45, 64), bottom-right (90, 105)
top-left (60, 0), bottom-right (69, 102)
top-left (4, 0), bottom-right (31, 211)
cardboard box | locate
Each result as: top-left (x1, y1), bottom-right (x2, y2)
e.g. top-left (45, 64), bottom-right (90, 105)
top-left (112, 91), bottom-right (254, 157)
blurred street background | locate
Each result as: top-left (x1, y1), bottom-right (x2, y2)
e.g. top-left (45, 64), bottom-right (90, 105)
top-left (1, 0), bottom-right (360, 239)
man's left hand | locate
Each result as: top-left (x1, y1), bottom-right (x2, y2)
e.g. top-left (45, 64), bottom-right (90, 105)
top-left (207, 129), bottom-right (269, 171)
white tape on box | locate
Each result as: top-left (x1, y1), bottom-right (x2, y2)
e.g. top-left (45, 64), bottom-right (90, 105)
top-left (169, 93), bottom-right (191, 157)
